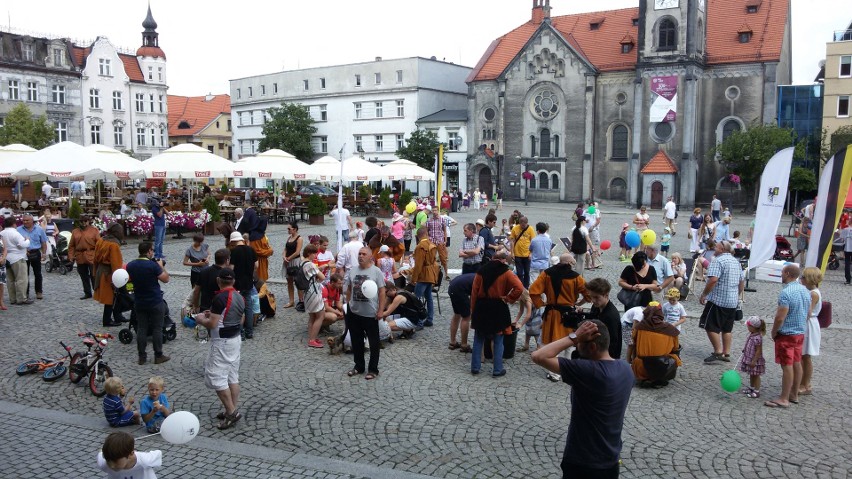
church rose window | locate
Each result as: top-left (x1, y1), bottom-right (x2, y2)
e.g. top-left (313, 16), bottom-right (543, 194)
top-left (531, 90), bottom-right (559, 120)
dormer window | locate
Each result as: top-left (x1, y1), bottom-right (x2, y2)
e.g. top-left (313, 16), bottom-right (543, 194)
top-left (739, 32), bottom-right (752, 43)
top-left (22, 42), bottom-right (33, 62)
top-left (632, 18), bottom-right (639, 27)
top-left (589, 17), bottom-right (604, 31)
top-left (178, 121), bottom-right (191, 129)
top-left (746, 5), bottom-right (758, 13)
top-left (622, 43), bottom-right (634, 54)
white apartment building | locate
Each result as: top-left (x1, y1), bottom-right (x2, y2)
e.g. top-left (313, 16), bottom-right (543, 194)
top-left (415, 109), bottom-right (468, 193)
top-left (75, 6), bottom-right (168, 158)
top-left (230, 56), bottom-right (471, 180)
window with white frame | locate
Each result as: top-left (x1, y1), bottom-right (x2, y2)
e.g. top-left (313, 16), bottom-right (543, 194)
top-left (158, 95), bottom-right (164, 113)
top-left (148, 66), bottom-right (153, 81)
top-left (51, 85), bottom-right (65, 104)
top-left (137, 127), bottom-right (146, 146)
top-left (114, 125), bottom-right (124, 146)
top-left (396, 100), bottom-right (404, 117)
top-left (375, 72), bottom-right (381, 84)
top-left (8, 80), bottom-right (19, 100)
top-left (99, 58), bottom-right (111, 76)
top-left (312, 136), bottom-right (328, 153)
top-left (320, 78), bottom-right (326, 89)
top-left (149, 94), bottom-right (155, 113)
top-left (135, 93), bottom-right (144, 112)
top-left (375, 135), bottom-right (384, 152)
top-left (91, 125), bottom-right (101, 144)
top-left (53, 48), bottom-right (63, 66)
top-left (89, 88), bottom-right (100, 109)
top-left (396, 134), bottom-right (405, 150)
top-left (260, 84), bottom-right (266, 96)
top-left (375, 102), bottom-right (383, 118)
top-left (303, 79), bottom-right (309, 90)
top-left (252, 110), bottom-right (265, 125)
top-left (22, 43), bottom-right (33, 61)
top-left (396, 70), bottom-right (403, 83)
top-left (236, 88), bottom-right (241, 99)
top-left (319, 105), bottom-right (327, 121)
top-left (160, 127), bottom-right (166, 146)
top-left (841, 55), bottom-right (852, 78)
top-left (239, 111), bottom-right (248, 126)
top-left (447, 132), bottom-right (461, 151)
top-left (355, 103), bottom-right (362, 119)
top-left (248, 86), bottom-right (253, 97)
top-left (839, 95), bottom-right (850, 117)
top-left (355, 74), bottom-right (361, 87)
top-left (158, 67), bottom-right (164, 82)
top-left (354, 135), bottom-right (363, 151)
top-left (113, 91), bottom-right (122, 110)
top-left (150, 128), bottom-right (156, 147)
top-left (273, 83), bottom-right (278, 94)
top-left (239, 139), bottom-right (260, 155)
top-left (27, 82), bottom-right (37, 101)
top-left (54, 122), bottom-right (67, 142)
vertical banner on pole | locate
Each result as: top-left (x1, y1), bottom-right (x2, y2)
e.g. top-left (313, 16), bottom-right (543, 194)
top-left (747, 148), bottom-right (794, 272)
top-left (435, 144), bottom-right (444, 208)
top-left (806, 146), bottom-right (852, 272)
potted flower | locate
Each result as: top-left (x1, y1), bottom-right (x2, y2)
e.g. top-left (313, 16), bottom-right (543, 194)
top-left (202, 195), bottom-right (222, 235)
top-left (307, 194), bottom-right (327, 225)
top-left (377, 187), bottom-right (393, 218)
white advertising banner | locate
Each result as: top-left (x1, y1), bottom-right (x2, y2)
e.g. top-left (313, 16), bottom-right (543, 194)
top-left (747, 147), bottom-right (795, 271)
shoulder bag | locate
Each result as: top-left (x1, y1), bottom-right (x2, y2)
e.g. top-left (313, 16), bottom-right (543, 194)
top-left (617, 270), bottom-right (643, 309)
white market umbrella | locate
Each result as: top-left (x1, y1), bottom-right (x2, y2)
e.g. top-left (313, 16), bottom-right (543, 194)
top-left (380, 159), bottom-right (435, 182)
top-left (0, 141), bottom-right (92, 181)
top-left (0, 144), bottom-right (36, 178)
top-left (143, 144), bottom-right (240, 179)
top-left (74, 145), bottom-right (146, 181)
top-left (308, 155), bottom-right (385, 182)
top-left (236, 149), bottom-right (314, 180)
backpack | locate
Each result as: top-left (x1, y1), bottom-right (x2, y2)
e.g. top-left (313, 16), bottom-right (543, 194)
top-left (294, 261), bottom-right (313, 291)
top-left (398, 290), bottom-right (428, 321)
top-left (571, 227), bottom-right (587, 255)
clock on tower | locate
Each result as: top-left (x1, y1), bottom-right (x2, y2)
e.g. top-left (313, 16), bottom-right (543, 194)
top-left (654, 0), bottom-right (679, 9)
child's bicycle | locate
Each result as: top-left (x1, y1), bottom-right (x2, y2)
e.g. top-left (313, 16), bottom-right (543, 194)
top-left (67, 332), bottom-right (115, 397)
top-left (15, 351), bottom-right (68, 382)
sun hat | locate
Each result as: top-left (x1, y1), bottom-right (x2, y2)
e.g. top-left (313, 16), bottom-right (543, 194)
top-left (229, 232), bottom-right (244, 243)
top-left (379, 245), bottom-right (390, 253)
top-left (746, 316), bottom-right (763, 328)
top-left (476, 219), bottom-right (486, 227)
top-left (392, 213), bottom-right (402, 222)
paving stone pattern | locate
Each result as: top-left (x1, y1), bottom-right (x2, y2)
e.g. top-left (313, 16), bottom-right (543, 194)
top-left (0, 202), bottom-right (850, 478)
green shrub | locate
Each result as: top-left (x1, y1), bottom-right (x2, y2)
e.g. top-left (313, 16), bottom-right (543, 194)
top-left (378, 187), bottom-right (393, 210)
top-left (399, 189), bottom-right (412, 209)
top-left (203, 195), bottom-right (221, 222)
top-left (307, 194), bottom-right (327, 215)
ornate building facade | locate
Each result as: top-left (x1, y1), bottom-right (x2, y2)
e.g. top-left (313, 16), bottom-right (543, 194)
top-left (466, 0), bottom-right (792, 208)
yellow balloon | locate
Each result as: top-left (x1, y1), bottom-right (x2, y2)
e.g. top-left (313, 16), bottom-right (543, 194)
top-left (405, 202), bottom-right (416, 214)
top-left (641, 229), bottom-right (657, 245)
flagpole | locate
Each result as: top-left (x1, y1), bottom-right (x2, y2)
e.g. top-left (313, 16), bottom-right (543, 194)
top-left (337, 144), bottom-right (345, 252)
top-left (435, 144), bottom-right (443, 208)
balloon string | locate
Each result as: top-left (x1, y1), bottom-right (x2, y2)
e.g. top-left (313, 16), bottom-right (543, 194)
top-left (135, 432), bottom-right (162, 441)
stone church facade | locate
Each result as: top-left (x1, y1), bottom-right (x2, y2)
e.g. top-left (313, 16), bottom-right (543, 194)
top-left (466, 0), bottom-right (791, 208)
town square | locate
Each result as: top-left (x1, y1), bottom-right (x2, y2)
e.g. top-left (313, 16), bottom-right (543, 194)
top-left (0, 1), bottom-right (851, 478)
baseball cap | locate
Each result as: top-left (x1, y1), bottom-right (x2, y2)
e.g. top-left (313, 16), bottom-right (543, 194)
top-left (217, 268), bottom-right (235, 280)
top-left (229, 232), bottom-right (243, 243)
top-left (746, 316), bottom-right (762, 328)
top-left (379, 245), bottom-right (390, 253)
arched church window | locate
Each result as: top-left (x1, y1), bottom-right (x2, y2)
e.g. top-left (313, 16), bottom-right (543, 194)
top-left (659, 19), bottom-right (677, 51)
top-left (539, 172), bottom-right (549, 189)
top-left (540, 129), bottom-right (551, 157)
top-left (722, 119), bottom-right (741, 141)
top-left (612, 124), bottom-right (629, 160)
top-left (551, 173), bottom-right (559, 190)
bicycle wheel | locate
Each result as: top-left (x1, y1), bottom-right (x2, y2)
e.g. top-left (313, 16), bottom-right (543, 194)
top-left (89, 362), bottom-right (113, 397)
top-left (16, 359), bottom-right (41, 376)
top-left (43, 365), bottom-right (67, 382)
top-left (68, 353), bottom-right (85, 384)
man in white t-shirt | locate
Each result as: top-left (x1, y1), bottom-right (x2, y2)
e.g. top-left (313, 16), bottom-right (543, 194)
top-left (663, 196), bottom-right (677, 234)
top-left (0, 202), bottom-right (13, 218)
top-left (329, 205), bottom-right (352, 242)
top-left (711, 195), bottom-right (722, 222)
top-left (41, 182), bottom-right (53, 198)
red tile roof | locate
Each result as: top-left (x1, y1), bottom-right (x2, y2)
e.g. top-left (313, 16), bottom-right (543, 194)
top-left (167, 94), bottom-right (231, 138)
top-left (641, 150), bottom-right (679, 174)
top-left (136, 46), bottom-right (166, 60)
top-left (71, 46), bottom-right (145, 83)
top-left (469, 0), bottom-right (789, 82)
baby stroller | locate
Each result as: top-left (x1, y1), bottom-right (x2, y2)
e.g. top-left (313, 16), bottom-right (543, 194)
top-left (116, 286), bottom-right (177, 345)
top-left (828, 230), bottom-right (843, 270)
top-left (773, 235), bottom-right (794, 261)
top-left (45, 231), bottom-right (74, 275)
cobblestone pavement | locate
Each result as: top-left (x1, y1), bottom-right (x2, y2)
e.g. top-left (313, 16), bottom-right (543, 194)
top-left (0, 201), bottom-right (850, 478)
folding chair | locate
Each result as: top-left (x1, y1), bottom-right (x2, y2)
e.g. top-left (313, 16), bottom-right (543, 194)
top-left (432, 270), bottom-right (444, 315)
top-left (684, 257), bottom-right (699, 301)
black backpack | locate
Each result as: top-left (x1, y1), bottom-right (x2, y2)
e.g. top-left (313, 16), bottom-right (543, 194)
top-left (398, 290), bottom-right (428, 321)
top-left (571, 228), bottom-right (587, 255)
top-left (294, 261), bottom-right (313, 291)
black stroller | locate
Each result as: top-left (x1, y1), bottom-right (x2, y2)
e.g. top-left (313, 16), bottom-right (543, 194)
top-left (115, 286), bottom-right (177, 344)
top-left (45, 231), bottom-right (74, 275)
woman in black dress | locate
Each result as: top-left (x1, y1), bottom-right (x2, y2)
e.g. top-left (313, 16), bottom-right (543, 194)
top-left (617, 251), bottom-right (659, 311)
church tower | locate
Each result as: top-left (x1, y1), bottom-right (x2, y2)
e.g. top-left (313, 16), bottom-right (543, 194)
top-left (136, 4), bottom-right (167, 84)
top-left (637, 0), bottom-right (707, 67)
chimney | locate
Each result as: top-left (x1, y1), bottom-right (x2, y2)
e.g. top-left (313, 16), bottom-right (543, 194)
top-left (205, 93), bottom-right (214, 102)
top-left (531, 0), bottom-right (550, 24)
top-left (375, 56), bottom-right (382, 62)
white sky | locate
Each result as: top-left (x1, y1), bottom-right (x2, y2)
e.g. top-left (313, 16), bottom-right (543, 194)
top-left (5, 0), bottom-right (850, 96)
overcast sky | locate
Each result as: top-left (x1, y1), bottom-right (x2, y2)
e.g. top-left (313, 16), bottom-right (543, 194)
top-left (5, 1), bottom-right (850, 96)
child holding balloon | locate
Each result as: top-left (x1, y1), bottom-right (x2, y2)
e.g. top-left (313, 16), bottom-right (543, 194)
top-left (736, 316), bottom-right (766, 398)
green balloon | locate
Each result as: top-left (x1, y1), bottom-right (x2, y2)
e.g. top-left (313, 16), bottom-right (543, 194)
top-left (587, 206), bottom-right (596, 214)
top-left (720, 370), bottom-right (741, 393)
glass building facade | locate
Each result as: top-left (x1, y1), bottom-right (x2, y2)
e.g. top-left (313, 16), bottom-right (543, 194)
top-left (777, 84), bottom-right (824, 167)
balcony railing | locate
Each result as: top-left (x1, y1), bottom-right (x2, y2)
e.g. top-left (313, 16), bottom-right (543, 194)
top-left (833, 30), bottom-right (852, 42)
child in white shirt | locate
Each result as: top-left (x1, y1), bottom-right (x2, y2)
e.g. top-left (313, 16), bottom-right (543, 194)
top-left (97, 432), bottom-right (162, 479)
top-left (661, 288), bottom-right (687, 331)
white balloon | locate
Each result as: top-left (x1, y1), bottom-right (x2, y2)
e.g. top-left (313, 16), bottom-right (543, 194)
top-left (112, 269), bottom-right (129, 289)
top-left (159, 411), bottom-right (200, 445)
top-left (360, 279), bottom-right (378, 299)
top-left (20, 201), bottom-right (29, 209)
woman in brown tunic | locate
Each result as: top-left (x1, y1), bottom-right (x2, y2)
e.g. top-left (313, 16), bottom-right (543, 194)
top-left (92, 223), bottom-right (124, 327)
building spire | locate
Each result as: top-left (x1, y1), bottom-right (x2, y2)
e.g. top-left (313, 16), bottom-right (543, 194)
top-left (142, 3), bottom-right (158, 47)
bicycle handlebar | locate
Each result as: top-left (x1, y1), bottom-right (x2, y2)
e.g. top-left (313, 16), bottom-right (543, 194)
top-left (78, 332), bottom-right (114, 340)
top-left (60, 341), bottom-right (71, 352)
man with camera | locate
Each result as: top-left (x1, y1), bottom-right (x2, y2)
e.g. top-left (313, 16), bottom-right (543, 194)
top-left (150, 197), bottom-right (166, 261)
top-left (126, 242), bottom-right (170, 365)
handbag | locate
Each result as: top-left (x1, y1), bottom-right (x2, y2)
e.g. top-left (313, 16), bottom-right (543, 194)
top-left (687, 231), bottom-right (692, 240)
top-left (735, 302), bottom-right (743, 321)
top-left (817, 301), bottom-right (832, 328)
top-left (617, 288), bottom-right (643, 309)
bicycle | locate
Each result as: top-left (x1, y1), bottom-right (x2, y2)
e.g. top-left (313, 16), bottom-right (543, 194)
top-left (67, 332), bottom-right (115, 397)
top-left (15, 352), bottom-right (67, 382)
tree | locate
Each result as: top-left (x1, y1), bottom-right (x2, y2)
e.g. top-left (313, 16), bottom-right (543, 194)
top-left (709, 122), bottom-right (804, 211)
top-left (788, 166), bottom-right (817, 211)
top-left (824, 125), bottom-right (852, 161)
top-left (0, 103), bottom-right (54, 149)
top-left (395, 129), bottom-right (443, 170)
top-left (259, 102), bottom-right (316, 161)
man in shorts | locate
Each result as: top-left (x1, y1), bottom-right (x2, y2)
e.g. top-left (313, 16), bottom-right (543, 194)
top-left (699, 240), bottom-right (744, 363)
top-left (448, 273), bottom-right (476, 353)
top-left (194, 268), bottom-right (244, 430)
top-left (764, 264), bottom-right (810, 408)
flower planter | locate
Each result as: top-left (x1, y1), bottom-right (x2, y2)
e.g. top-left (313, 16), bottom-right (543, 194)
top-left (204, 221), bottom-right (225, 236)
top-left (377, 207), bottom-right (392, 218)
top-left (309, 214), bottom-right (325, 226)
